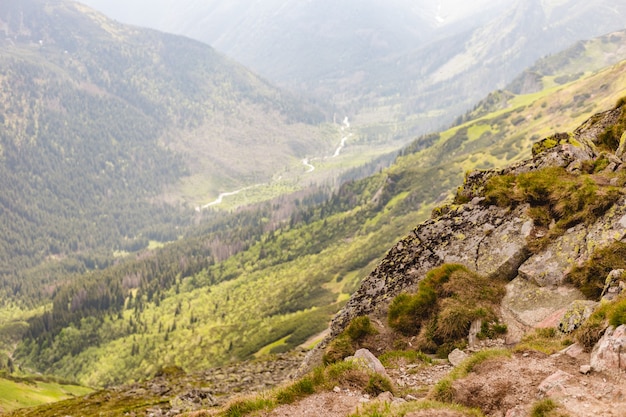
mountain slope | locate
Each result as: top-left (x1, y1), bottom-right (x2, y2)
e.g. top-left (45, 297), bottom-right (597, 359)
top-left (11, 46), bottom-right (626, 388)
top-left (0, 0), bottom-right (336, 285)
top-left (77, 0), bottom-right (626, 143)
top-left (7, 60), bottom-right (626, 417)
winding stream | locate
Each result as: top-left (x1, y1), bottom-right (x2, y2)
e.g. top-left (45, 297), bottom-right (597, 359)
top-left (199, 117), bottom-right (352, 209)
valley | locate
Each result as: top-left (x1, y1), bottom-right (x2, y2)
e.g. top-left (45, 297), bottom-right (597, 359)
top-left (1, 0), bottom-right (626, 415)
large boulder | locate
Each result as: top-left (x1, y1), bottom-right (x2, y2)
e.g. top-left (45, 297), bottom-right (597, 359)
top-left (500, 276), bottom-right (584, 343)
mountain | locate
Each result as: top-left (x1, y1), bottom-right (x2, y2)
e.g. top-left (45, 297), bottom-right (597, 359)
top-left (7, 29), bottom-right (626, 390)
top-left (77, 0), bottom-right (626, 142)
top-left (76, 0), bottom-right (509, 86)
top-left (0, 0), bottom-right (343, 288)
top-left (7, 71), bottom-right (626, 417)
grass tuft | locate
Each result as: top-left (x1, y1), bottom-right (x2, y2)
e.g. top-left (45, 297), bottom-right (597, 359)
top-left (514, 328), bottom-right (573, 355)
top-left (530, 398), bottom-right (563, 417)
top-left (567, 241), bottom-right (626, 299)
top-left (430, 349), bottom-right (511, 403)
top-left (323, 315), bottom-right (378, 364)
top-left (388, 264), bottom-right (506, 354)
top-left (575, 295), bottom-right (626, 351)
top-left (482, 166), bottom-right (623, 252)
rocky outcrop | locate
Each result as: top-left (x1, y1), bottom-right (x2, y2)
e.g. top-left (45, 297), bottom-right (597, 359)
top-left (305, 102), bottom-right (626, 369)
top-left (328, 202), bottom-right (533, 338)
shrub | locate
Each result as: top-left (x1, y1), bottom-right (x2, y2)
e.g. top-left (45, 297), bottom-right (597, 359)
top-left (388, 264), bottom-right (506, 353)
top-left (346, 316), bottom-right (378, 342)
top-left (365, 373), bottom-right (394, 396)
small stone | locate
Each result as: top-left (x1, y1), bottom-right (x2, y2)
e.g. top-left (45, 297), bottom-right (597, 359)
top-left (448, 349), bottom-right (468, 366)
top-left (359, 397), bottom-right (370, 403)
top-left (377, 391), bottom-right (393, 402)
top-left (352, 349), bottom-right (389, 378)
top-left (538, 370), bottom-right (574, 396)
top-left (579, 365), bottom-right (592, 375)
top-left (405, 394), bottom-right (419, 401)
top-left (333, 386), bottom-right (341, 393)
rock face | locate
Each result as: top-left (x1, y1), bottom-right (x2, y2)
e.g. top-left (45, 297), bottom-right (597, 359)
top-left (304, 101), bottom-right (626, 366)
top-left (590, 325), bottom-right (626, 372)
top-left (328, 203), bottom-right (533, 338)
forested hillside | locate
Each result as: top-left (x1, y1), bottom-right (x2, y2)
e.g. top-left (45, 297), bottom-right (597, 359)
top-left (0, 0), bottom-right (333, 299)
top-left (10, 42), bottom-right (626, 387)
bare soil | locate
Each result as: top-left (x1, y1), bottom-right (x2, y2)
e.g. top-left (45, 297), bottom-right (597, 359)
top-left (261, 346), bottom-right (626, 417)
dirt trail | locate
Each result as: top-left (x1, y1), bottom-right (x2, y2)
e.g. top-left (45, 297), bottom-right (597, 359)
top-left (261, 347), bottom-right (626, 417)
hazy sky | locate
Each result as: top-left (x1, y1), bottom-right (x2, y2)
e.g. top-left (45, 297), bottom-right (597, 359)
top-left (76, 0), bottom-right (509, 41)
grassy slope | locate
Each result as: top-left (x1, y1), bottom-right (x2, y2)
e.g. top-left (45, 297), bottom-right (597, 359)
top-left (17, 57), bottom-right (626, 388)
top-left (0, 377), bottom-right (92, 413)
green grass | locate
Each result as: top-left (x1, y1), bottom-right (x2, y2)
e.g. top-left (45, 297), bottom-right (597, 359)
top-left (0, 377), bottom-right (92, 412)
top-left (481, 166), bottom-right (624, 252)
top-left (430, 349), bottom-right (511, 403)
top-left (12, 56), bottom-right (626, 389)
top-left (219, 361), bottom-right (392, 417)
top-left (575, 295), bottom-right (626, 350)
top-left (514, 328), bottom-right (573, 355)
top-left (567, 241), bottom-right (626, 299)
top-left (379, 350), bottom-right (433, 368)
top-left (530, 398), bottom-right (565, 417)
top-left (387, 264), bottom-right (506, 355)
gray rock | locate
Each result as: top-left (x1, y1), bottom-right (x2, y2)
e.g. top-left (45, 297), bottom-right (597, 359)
top-left (601, 269), bottom-right (626, 301)
top-left (538, 370), bottom-right (573, 396)
top-left (558, 300), bottom-right (598, 333)
top-left (591, 325), bottom-right (626, 372)
top-left (351, 348), bottom-right (389, 378)
top-left (328, 203), bottom-right (533, 339)
top-left (448, 349), bottom-right (468, 366)
top-left (579, 365), bottom-right (592, 374)
top-left (468, 319), bottom-right (482, 348)
top-left (517, 224), bottom-right (587, 287)
top-left (501, 276), bottom-right (584, 343)
top-left (377, 391), bottom-right (394, 402)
